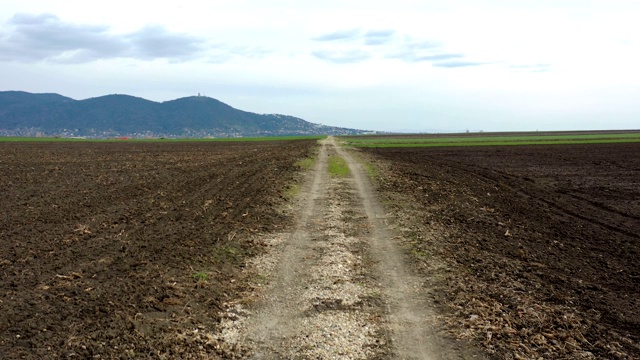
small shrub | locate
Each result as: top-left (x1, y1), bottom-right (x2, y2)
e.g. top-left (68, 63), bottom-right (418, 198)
top-left (192, 272), bottom-right (208, 282)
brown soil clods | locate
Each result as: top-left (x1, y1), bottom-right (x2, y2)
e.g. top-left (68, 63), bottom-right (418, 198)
top-left (0, 140), bottom-right (317, 358)
top-left (362, 142), bottom-right (640, 359)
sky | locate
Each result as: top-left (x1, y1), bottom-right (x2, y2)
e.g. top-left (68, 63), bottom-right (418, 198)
top-left (1, 1), bottom-right (639, 133)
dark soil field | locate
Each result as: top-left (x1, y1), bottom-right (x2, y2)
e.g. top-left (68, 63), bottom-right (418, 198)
top-left (0, 140), bottom-right (316, 359)
top-left (362, 142), bottom-right (640, 359)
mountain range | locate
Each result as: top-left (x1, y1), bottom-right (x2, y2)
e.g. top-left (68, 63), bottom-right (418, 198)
top-left (0, 91), bottom-right (369, 138)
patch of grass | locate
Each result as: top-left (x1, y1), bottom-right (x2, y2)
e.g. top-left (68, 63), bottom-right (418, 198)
top-left (211, 243), bottom-right (241, 264)
top-left (295, 157), bottom-right (316, 170)
top-left (328, 155), bottom-right (350, 178)
top-left (286, 148), bottom-right (319, 198)
top-left (284, 143), bottom-right (320, 199)
top-left (349, 151), bottom-right (380, 181)
top-left (284, 183), bottom-right (301, 198)
top-left (192, 271), bottom-right (208, 282)
top-left (360, 159), bottom-right (379, 180)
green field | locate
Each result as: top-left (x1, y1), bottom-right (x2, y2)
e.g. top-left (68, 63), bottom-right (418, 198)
top-left (0, 135), bottom-right (326, 142)
top-left (0, 137), bottom-right (90, 142)
top-left (341, 132), bottom-right (640, 148)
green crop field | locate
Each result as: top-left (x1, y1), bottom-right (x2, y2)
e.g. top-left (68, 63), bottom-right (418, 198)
top-left (0, 135), bottom-right (326, 142)
top-left (341, 132), bottom-right (640, 148)
top-left (0, 137), bottom-right (90, 142)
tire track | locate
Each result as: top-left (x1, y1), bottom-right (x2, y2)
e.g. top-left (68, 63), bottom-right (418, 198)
top-left (214, 137), bottom-right (480, 359)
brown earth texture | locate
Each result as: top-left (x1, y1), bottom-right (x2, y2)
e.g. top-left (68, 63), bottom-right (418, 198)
top-left (2, 138), bottom-right (640, 359)
top-left (359, 142), bottom-right (640, 359)
top-left (0, 140), bottom-right (317, 359)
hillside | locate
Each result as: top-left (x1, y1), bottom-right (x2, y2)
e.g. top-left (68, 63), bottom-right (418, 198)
top-left (0, 91), bottom-right (368, 138)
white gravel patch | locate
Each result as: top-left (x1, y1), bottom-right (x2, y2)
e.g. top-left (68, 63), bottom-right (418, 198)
top-left (288, 311), bottom-right (377, 359)
top-left (247, 233), bottom-right (289, 281)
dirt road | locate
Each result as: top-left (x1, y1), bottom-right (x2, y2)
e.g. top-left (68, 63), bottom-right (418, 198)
top-left (215, 137), bottom-right (482, 359)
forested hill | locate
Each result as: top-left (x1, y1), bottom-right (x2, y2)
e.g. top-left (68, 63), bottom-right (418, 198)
top-left (0, 91), bottom-right (368, 138)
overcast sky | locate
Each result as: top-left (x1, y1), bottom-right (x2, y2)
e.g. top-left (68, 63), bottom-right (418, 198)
top-left (1, 1), bottom-right (639, 132)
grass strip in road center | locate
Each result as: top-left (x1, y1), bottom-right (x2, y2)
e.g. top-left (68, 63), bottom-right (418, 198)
top-left (328, 155), bottom-right (350, 178)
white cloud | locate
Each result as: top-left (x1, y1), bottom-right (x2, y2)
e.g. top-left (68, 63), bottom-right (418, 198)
top-left (313, 29), bottom-right (361, 41)
top-left (0, 13), bottom-right (207, 63)
top-left (127, 25), bottom-right (204, 60)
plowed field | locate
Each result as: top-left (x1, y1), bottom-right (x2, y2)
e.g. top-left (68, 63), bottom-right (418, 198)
top-left (362, 143), bottom-right (640, 359)
top-left (0, 140), bottom-right (316, 358)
